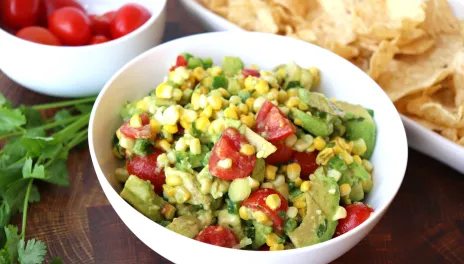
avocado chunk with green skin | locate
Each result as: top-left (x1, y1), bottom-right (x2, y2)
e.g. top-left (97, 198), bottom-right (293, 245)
top-left (252, 221), bottom-right (273, 249)
top-left (290, 108), bottom-right (332, 137)
top-left (339, 162), bottom-right (371, 203)
top-left (217, 209), bottom-right (245, 240)
top-left (120, 175), bottom-right (166, 222)
top-left (227, 77), bottom-right (241, 95)
top-left (298, 89), bottom-right (344, 117)
top-left (167, 215), bottom-right (201, 238)
top-left (222, 56), bottom-right (244, 76)
top-left (251, 158), bottom-right (265, 183)
top-left (288, 168), bottom-right (340, 247)
top-left (335, 101), bottom-right (376, 159)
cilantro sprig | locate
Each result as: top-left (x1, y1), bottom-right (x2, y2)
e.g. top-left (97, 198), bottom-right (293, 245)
top-left (0, 92), bottom-right (96, 263)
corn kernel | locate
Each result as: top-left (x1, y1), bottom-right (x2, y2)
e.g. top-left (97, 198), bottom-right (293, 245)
top-left (157, 139), bottom-right (171, 152)
top-left (239, 206), bottom-right (250, 220)
top-left (298, 208), bottom-right (306, 217)
top-left (244, 76), bottom-right (255, 91)
top-left (175, 186), bottom-right (191, 204)
top-left (362, 159), bottom-right (373, 172)
top-left (310, 67), bottom-right (320, 85)
top-left (218, 158), bottom-right (232, 169)
top-left (285, 97), bottom-right (300, 108)
top-left (149, 119), bottom-right (161, 133)
top-left (202, 76), bottom-right (213, 87)
top-left (266, 233), bottom-right (280, 247)
top-left (340, 183), bottom-right (351, 197)
top-left (270, 244), bottom-right (284, 251)
top-left (245, 98), bottom-right (255, 109)
top-left (298, 102), bottom-right (309, 111)
top-left (163, 185), bottom-right (176, 197)
top-left (265, 194), bottom-right (281, 210)
top-left (229, 95), bottom-right (242, 105)
top-left (190, 138), bottom-right (201, 155)
top-left (288, 88), bottom-right (298, 97)
top-left (300, 181), bottom-right (311, 192)
top-left (352, 138), bottom-right (367, 156)
top-left (130, 114), bottom-right (142, 128)
top-left (272, 175), bottom-right (285, 187)
top-left (161, 204), bottom-right (176, 220)
top-left (193, 66), bottom-right (207, 81)
top-left (191, 92), bottom-right (201, 110)
top-left (166, 174), bottom-right (182, 186)
top-left (353, 155), bottom-right (362, 164)
top-left (253, 97), bottom-right (266, 113)
top-left (284, 134), bottom-right (297, 147)
top-left (261, 182), bottom-right (274, 189)
top-left (316, 148), bottom-right (335, 166)
top-left (224, 107), bottom-right (239, 120)
top-left (116, 129), bottom-right (122, 140)
top-left (208, 95), bottom-right (223, 110)
top-left (286, 163), bottom-right (301, 180)
top-left (156, 82), bottom-right (173, 99)
top-left (136, 100), bottom-right (148, 111)
top-left (237, 103), bottom-right (249, 115)
top-left (256, 80), bottom-right (270, 95)
top-left (201, 105), bottom-right (213, 118)
top-left (294, 119), bottom-right (303, 126)
top-left (240, 115), bottom-right (254, 128)
top-left (163, 124), bottom-right (178, 134)
top-left (286, 207), bottom-right (298, 218)
top-left (277, 90), bottom-right (288, 103)
top-left (294, 139), bottom-right (310, 152)
top-left (313, 136), bottom-right (326, 151)
top-left (294, 177), bottom-right (302, 187)
top-left (253, 210), bottom-right (270, 223)
top-left (293, 199), bottom-right (306, 209)
top-left (240, 144), bottom-right (256, 156)
top-left (175, 138), bottom-right (188, 152)
top-left (119, 136), bottom-right (135, 150)
top-left (217, 88), bottom-right (229, 98)
top-left (180, 119), bottom-right (191, 130)
top-left (196, 116), bottom-right (211, 131)
top-left (265, 165), bottom-right (278, 180)
top-left (340, 151), bottom-right (354, 164)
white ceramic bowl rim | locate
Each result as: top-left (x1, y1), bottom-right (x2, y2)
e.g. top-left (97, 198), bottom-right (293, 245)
top-left (89, 31), bottom-right (408, 255)
top-left (0, 0), bottom-right (166, 49)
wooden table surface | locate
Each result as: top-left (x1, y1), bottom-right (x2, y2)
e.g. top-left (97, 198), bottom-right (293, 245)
top-left (1, 1), bottom-right (464, 263)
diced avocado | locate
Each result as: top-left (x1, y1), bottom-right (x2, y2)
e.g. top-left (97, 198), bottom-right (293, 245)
top-left (229, 178), bottom-right (252, 202)
top-left (218, 209), bottom-right (245, 240)
top-left (120, 101), bottom-right (143, 120)
top-left (188, 57), bottom-right (203, 69)
top-left (222, 56), bottom-right (244, 76)
top-left (167, 215), bottom-right (201, 238)
top-left (202, 57), bottom-right (213, 69)
top-left (197, 209), bottom-right (214, 229)
top-left (242, 126), bottom-right (277, 158)
top-left (238, 90), bottom-right (251, 101)
top-left (165, 167), bottom-right (213, 210)
top-left (120, 175), bottom-right (166, 222)
top-left (252, 221), bottom-right (273, 249)
top-left (298, 89), bottom-right (344, 116)
top-left (338, 162), bottom-right (371, 203)
top-left (283, 62), bottom-right (314, 90)
top-left (114, 168), bottom-right (129, 183)
top-left (349, 182), bottom-right (364, 202)
top-left (227, 77), bottom-right (241, 95)
top-left (288, 168), bottom-right (340, 247)
top-left (174, 150), bottom-right (206, 170)
top-left (327, 155), bottom-right (348, 173)
top-left (132, 139), bottom-right (153, 157)
top-left (335, 101), bottom-right (376, 158)
top-left (290, 108), bottom-right (332, 137)
top-left (182, 53), bottom-right (193, 61)
top-left (251, 158), bottom-right (265, 183)
top-left (212, 76), bottom-right (228, 89)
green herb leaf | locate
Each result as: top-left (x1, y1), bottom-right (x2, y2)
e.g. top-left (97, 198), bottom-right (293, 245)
top-left (4, 225), bottom-right (20, 264)
top-left (317, 219), bottom-right (328, 238)
top-left (0, 107), bottom-right (26, 134)
top-left (20, 135), bottom-right (55, 158)
top-left (22, 159), bottom-right (69, 186)
top-left (51, 256), bottom-right (63, 264)
top-left (0, 94), bottom-right (13, 109)
top-left (18, 238), bottom-right (47, 264)
top-left (75, 104), bottom-right (93, 114)
top-left (19, 106), bottom-right (45, 129)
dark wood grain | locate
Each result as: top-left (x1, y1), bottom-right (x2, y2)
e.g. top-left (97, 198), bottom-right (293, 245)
top-left (1, 0), bottom-right (463, 263)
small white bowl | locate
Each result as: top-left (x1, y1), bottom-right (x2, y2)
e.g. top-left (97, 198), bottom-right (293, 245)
top-left (0, 0), bottom-right (166, 98)
top-left (89, 32), bottom-right (408, 264)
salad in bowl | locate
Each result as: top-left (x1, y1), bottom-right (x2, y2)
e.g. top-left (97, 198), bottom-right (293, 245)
top-left (111, 53), bottom-right (376, 251)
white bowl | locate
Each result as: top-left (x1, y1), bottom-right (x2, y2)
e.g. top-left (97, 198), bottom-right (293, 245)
top-left (89, 32), bottom-right (408, 264)
top-left (0, 0), bottom-right (167, 98)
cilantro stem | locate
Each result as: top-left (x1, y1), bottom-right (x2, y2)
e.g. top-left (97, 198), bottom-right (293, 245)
top-left (66, 129), bottom-right (88, 150)
top-left (21, 179), bottom-right (34, 239)
top-left (31, 96), bottom-right (97, 110)
top-left (52, 113), bottom-right (90, 143)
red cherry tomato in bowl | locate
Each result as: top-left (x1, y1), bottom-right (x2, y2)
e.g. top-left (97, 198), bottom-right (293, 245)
top-left (195, 226), bottom-right (239, 248)
top-left (255, 100), bottom-right (296, 142)
top-left (265, 141), bottom-right (294, 165)
top-left (1, 0), bottom-right (41, 29)
top-left (48, 7), bottom-right (92, 46)
top-left (119, 113), bottom-right (152, 139)
top-left (110, 3), bottom-right (151, 39)
top-left (334, 203), bottom-right (374, 237)
top-left (292, 151), bottom-right (319, 180)
top-left (16, 26), bottom-right (61, 46)
top-left (208, 127), bottom-right (256, 180)
top-left (103, 11), bottom-right (116, 22)
top-left (242, 69), bottom-right (260, 78)
top-left (89, 14), bottom-right (111, 37)
top-left (89, 35), bottom-right (110, 45)
top-left (43, 0), bottom-right (85, 16)
top-left (242, 188), bottom-right (288, 233)
top-left (126, 150), bottom-right (165, 195)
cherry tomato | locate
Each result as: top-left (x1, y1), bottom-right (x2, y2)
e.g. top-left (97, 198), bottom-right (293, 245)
top-left (88, 35), bottom-right (110, 45)
top-left (110, 3), bottom-right (150, 39)
top-left (43, 0), bottom-right (85, 17)
top-left (89, 14), bottom-right (111, 37)
top-left (16, 26), bottom-right (61, 46)
top-left (242, 188), bottom-right (288, 233)
top-left (195, 226), bottom-right (238, 248)
top-left (259, 245), bottom-right (270, 251)
top-left (334, 203), bottom-right (374, 237)
top-left (242, 69), bottom-right (260, 78)
top-left (48, 7), bottom-right (92, 46)
top-left (126, 150), bottom-right (165, 195)
top-left (119, 113), bottom-right (152, 139)
top-left (208, 127), bottom-right (256, 180)
top-left (255, 100), bottom-right (296, 142)
top-left (1, 0), bottom-right (41, 29)
top-left (265, 141), bottom-right (294, 165)
top-left (292, 151), bottom-right (319, 180)
top-left (103, 11), bottom-right (116, 22)
top-left (169, 55), bottom-right (188, 71)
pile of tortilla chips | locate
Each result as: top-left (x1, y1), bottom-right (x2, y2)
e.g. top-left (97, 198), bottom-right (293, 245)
top-left (199, 0), bottom-right (464, 146)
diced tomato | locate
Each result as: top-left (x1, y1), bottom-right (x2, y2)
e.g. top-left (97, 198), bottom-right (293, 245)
top-left (259, 245), bottom-right (270, 251)
top-left (255, 100), bottom-right (296, 142)
top-left (119, 113), bottom-right (152, 139)
top-left (241, 188), bottom-right (288, 233)
top-left (208, 127), bottom-right (256, 180)
top-left (334, 203), bottom-right (374, 237)
top-left (195, 226), bottom-right (239, 248)
top-left (177, 124), bottom-right (185, 135)
top-left (126, 150), bottom-right (165, 195)
top-left (169, 55), bottom-right (188, 71)
top-left (242, 69), bottom-right (260, 78)
top-left (292, 151), bottom-right (319, 180)
top-left (265, 141), bottom-right (294, 165)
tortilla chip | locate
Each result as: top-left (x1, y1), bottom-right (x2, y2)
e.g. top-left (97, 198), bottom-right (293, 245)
top-left (458, 128), bottom-right (464, 138)
top-left (198, 0), bottom-right (227, 10)
top-left (377, 34), bottom-right (461, 102)
top-left (458, 137), bottom-right (464, 146)
top-left (226, 0), bottom-right (280, 33)
top-left (409, 116), bottom-right (446, 131)
top-left (441, 128), bottom-right (458, 142)
top-left (424, 84), bottom-right (443, 95)
top-left (406, 95), bottom-right (463, 128)
top-left (368, 40), bottom-right (398, 80)
top-left (395, 92), bottom-right (422, 114)
top-left (421, 0), bottom-right (461, 37)
top-left (270, 0), bottom-right (311, 18)
top-left (452, 50), bottom-right (464, 107)
top-left (395, 28), bottom-right (427, 46)
top-left (397, 36), bottom-right (435, 55)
